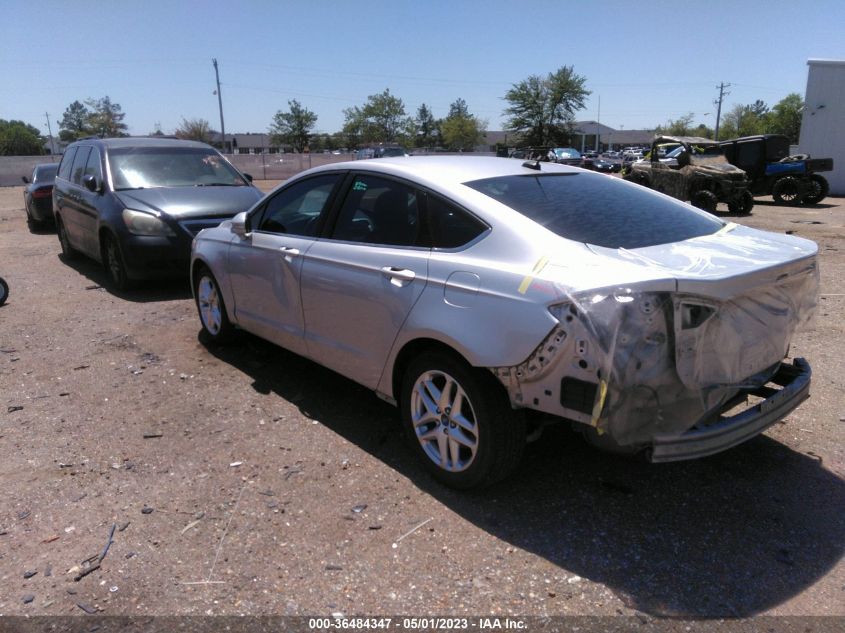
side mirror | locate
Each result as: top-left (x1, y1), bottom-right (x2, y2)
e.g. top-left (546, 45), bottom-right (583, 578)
top-left (82, 174), bottom-right (100, 193)
top-left (231, 211), bottom-right (249, 238)
top-left (242, 173), bottom-right (254, 182)
top-left (22, 176), bottom-right (30, 184)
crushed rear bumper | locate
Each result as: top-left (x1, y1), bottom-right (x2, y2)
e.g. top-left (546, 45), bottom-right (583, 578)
top-left (649, 358), bottom-right (811, 462)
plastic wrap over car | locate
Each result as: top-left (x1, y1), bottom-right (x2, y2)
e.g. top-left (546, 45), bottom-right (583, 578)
top-left (492, 225), bottom-right (818, 451)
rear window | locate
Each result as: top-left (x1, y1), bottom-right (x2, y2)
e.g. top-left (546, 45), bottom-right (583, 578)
top-left (464, 172), bottom-right (723, 249)
top-left (34, 164), bottom-right (58, 182)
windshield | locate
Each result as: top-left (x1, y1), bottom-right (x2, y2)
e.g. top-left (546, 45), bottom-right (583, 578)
top-left (464, 172), bottom-right (724, 249)
top-left (107, 147), bottom-right (247, 190)
top-left (554, 148), bottom-right (580, 158)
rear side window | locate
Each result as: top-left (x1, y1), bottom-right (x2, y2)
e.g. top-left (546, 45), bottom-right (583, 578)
top-left (331, 174), bottom-right (420, 246)
top-left (424, 194), bottom-right (487, 249)
top-left (57, 147), bottom-right (78, 181)
top-left (464, 173), bottom-right (723, 249)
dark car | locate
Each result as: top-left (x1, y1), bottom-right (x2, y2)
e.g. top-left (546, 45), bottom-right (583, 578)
top-left (22, 163), bottom-right (59, 230)
top-left (584, 157), bottom-right (620, 173)
top-left (53, 138), bottom-right (263, 290)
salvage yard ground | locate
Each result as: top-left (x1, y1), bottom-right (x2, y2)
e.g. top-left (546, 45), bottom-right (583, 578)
top-left (0, 181), bottom-right (843, 618)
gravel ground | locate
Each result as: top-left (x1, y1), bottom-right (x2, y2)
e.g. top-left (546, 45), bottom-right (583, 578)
top-left (0, 183), bottom-right (843, 619)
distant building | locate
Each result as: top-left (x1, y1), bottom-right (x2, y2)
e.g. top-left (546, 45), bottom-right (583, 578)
top-left (799, 58), bottom-right (845, 194)
top-left (482, 122), bottom-right (655, 152)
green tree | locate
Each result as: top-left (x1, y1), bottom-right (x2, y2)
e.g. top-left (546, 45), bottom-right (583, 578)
top-left (0, 119), bottom-right (44, 155)
top-left (655, 112), bottom-right (696, 136)
top-left (440, 98), bottom-right (485, 151)
top-left (58, 100), bottom-right (91, 141)
top-left (768, 93), bottom-right (804, 143)
top-left (175, 117), bottom-right (212, 143)
top-left (503, 66), bottom-right (590, 146)
top-left (269, 99), bottom-right (318, 153)
top-left (413, 103), bottom-right (438, 148)
top-left (85, 96), bottom-right (128, 137)
top-left (719, 102), bottom-right (768, 140)
top-left (343, 89), bottom-right (409, 144)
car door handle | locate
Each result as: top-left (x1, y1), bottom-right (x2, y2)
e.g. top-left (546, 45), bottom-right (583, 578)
top-left (381, 266), bottom-right (416, 282)
top-left (279, 247), bottom-right (300, 257)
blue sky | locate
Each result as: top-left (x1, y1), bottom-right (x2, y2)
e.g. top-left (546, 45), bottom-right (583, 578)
top-left (2, 0), bottom-right (843, 138)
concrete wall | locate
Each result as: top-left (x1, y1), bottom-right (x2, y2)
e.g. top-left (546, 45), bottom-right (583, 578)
top-left (799, 59), bottom-right (845, 195)
top-left (0, 155), bottom-right (61, 187)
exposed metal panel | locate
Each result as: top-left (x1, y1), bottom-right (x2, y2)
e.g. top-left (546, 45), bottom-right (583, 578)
top-left (800, 59), bottom-right (845, 194)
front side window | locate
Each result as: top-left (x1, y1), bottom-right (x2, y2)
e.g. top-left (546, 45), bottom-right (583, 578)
top-left (331, 174), bottom-right (420, 246)
top-left (70, 147), bottom-right (92, 185)
top-left (254, 174), bottom-right (341, 237)
top-left (465, 172), bottom-right (723, 249)
top-left (84, 148), bottom-right (103, 182)
top-left (108, 147), bottom-right (247, 190)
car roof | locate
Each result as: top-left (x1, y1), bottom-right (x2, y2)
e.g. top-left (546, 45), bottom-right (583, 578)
top-left (69, 137), bottom-right (214, 150)
top-left (306, 155), bottom-right (581, 187)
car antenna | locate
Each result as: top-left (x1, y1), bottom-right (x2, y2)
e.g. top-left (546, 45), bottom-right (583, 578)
top-left (522, 160), bottom-right (542, 171)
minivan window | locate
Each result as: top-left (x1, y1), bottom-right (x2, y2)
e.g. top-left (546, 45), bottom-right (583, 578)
top-left (57, 147), bottom-right (78, 181)
top-left (464, 172), bottom-right (723, 249)
top-left (84, 147), bottom-right (103, 182)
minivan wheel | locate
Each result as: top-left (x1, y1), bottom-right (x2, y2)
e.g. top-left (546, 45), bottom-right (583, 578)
top-left (194, 267), bottom-right (233, 342)
top-left (101, 233), bottom-right (132, 291)
top-left (56, 217), bottom-right (77, 258)
top-left (400, 351), bottom-right (525, 489)
top-left (0, 277), bottom-right (8, 306)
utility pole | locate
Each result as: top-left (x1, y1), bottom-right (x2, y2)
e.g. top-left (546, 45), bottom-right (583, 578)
top-left (713, 82), bottom-right (731, 140)
top-left (212, 58), bottom-right (226, 153)
top-left (44, 112), bottom-right (56, 155)
top-left (595, 95), bottom-right (601, 152)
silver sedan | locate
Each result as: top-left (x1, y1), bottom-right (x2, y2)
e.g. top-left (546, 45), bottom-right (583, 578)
top-left (191, 157), bottom-right (817, 489)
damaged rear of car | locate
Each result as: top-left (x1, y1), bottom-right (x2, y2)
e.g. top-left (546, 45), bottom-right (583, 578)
top-left (462, 168), bottom-right (816, 465)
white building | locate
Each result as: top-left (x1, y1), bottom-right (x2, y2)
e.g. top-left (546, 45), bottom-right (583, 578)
top-left (799, 59), bottom-right (845, 195)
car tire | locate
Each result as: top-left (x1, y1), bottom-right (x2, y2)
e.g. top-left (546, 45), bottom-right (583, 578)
top-left (690, 190), bottom-right (718, 213)
top-left (194, 266), bottom-right (233, 343)
top-left (728, 190), bottom-right (754, 215)
top-left (0, 277), bottom-right (8, 306)
top-left (772, 176), bottom-right (802, 205)
top-left (802, 174), bottom-right (829, 205)
top-left (101, 233), bottom-right (133, 291)
top-left (400, 351), bottom-right (525, 489)
top-left (56, 216), bottom-right (77, 259)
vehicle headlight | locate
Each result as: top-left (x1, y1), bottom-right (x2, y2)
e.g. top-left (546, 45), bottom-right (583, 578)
top-left (122, 209), bottom-right (176, 237)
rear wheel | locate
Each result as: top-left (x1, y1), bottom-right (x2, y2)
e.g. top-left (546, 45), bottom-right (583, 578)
top-left (56, 217), bottom-right (77, 258)
top-left (802, 174), bottom-right (829, 205)
top-left (101, 233), bottom-right (132, 291)
top-left (400, 351), bottom-right (525, 489)
top-left (0, 277), bottom-right (8, 306)
top-left (194, 266), bottom-right (233, 342)
top-left (772, 176), bottom-right (802, 205)
top-left (690, 189), bottom-right (718, 213)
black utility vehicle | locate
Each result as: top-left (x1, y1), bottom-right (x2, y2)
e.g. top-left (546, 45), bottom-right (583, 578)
top-left (718, 134), bottom-right (833, 205)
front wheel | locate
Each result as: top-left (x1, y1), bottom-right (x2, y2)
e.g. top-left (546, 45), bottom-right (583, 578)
top-left (772, 176), bottom-right (802, 205)
top-left (728, 190), bottom-right (754, 215)
top-left (194, 266), bottom-right (233, 342)
top-left (802, 174), bottom-right (829, 205)
top-left (400, 351), bottom-right (525, 489)
top-left (0, 277), bottom-right (8, 306)
top-left (101, 233), bottom-right (133, 291)
top-left (690, 189), bottom-right (718, 213)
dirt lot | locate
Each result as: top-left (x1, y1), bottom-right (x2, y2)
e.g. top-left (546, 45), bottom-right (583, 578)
top-left (0, 182), bottom-right (843, 619)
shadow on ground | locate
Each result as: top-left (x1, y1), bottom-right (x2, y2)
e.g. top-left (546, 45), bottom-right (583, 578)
top-left (204, 332), bottom-right (845, 618)
top-left (57, 253), bottom-right (192, 302)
